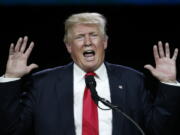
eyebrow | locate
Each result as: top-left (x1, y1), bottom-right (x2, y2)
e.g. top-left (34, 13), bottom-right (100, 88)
top-left (76, 32), bottom-right (98, 35)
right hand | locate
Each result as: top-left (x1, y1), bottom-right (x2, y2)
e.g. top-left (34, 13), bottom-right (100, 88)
top-left (4, 36), bottom-right (38, 78)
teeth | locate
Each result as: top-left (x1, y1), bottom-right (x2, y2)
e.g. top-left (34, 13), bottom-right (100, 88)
top-left (86, 50), bottom-right (93, 53)
top-left (83, 50), bottom-right (95, 56)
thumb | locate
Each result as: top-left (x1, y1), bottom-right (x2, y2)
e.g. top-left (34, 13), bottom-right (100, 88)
top-left (144, 64), bottom-right (155, 73)
top-left (27, 63), bottom-right (39, 73)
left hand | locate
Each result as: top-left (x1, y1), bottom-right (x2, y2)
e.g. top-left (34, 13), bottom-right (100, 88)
top-left (144, 41), bottom-right (178, 83)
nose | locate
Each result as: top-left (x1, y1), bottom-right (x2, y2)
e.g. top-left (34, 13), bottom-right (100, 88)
top-left (84, 35), bottom-right (92, 46)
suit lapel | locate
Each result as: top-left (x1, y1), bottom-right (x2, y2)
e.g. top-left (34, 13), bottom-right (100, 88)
top-left (55, 63), bottom-right (76, 135)
top-left (105, 62), bottom-right (126, 135)
top-left (54, 62), bottom-right (127, 135)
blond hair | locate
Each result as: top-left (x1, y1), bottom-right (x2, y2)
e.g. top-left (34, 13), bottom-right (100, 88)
top-left (64, 12), bottom-right (107, 43)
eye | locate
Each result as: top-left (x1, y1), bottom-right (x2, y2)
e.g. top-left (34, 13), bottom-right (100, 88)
top-left (90, 33), bottom-right (98, 38)
top-left (91, 33), bottom-right (98, 37)
top-left (74, 35), bottom-right (84, 40)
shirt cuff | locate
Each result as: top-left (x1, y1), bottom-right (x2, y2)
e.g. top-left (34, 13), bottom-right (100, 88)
top-left (161, 81), bottom-right (180, 87)
top-left (0, 75), bottom-right (20, 82)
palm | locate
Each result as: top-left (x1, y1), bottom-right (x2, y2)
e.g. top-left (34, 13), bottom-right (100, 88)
top-left (5, 36), bottom-right (38, 78)
top-left (153, 57), bottom-right (176, 81)
top-left (144, 41), bottom-right (178, 83)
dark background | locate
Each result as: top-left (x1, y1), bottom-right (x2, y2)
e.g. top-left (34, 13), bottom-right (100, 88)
top-left (0, 5), bottom-right (180, 74)
top-left (0, 4), bottom-right (180, 135)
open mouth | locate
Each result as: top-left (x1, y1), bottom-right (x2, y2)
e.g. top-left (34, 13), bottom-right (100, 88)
top-left (83, 50), bottom-right (95, 57)
top-left (83, 50), bottom-right (95, 61)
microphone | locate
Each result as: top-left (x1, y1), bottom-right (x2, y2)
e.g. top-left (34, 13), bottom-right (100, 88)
top-left (85, 74), bottom-right (145, 135)
top-left (85, 75), bottom-right (100, 105)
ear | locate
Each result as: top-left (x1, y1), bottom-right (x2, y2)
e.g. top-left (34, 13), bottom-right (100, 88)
top-left (65, 43), bottom-right (72, 53)
top-left (103, 35), bottom-right (108, 50)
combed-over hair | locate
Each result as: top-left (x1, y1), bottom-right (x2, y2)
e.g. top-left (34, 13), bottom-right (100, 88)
top-left (64, 12), bottom-right (107, 43)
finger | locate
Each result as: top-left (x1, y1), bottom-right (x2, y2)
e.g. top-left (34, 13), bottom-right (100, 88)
top-left (15, 37), bottom-right (23, 52)
top-left (144, 64), bottom-right (155, 74)
top-left (20, 36), bottom-right (28, 53)
top-left (158, 41), bottom-right (165, 57)
top-left (165, 42), bottom-right (170, 58)
top-left (153, 45), bottom-right (159, 63)
top-left (24, 41), bottom-right (34, 58)
top-left (9, 43), bottom-right (14, 55)
top-left (27, 63), bottom-right (39, 73)
top-left (172, 48), bottom-right (178, 61)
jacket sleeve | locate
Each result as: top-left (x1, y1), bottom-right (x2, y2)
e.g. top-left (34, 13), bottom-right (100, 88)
top-left (144, 81), bottom-right (180, 135)
top-left (0, 79), bottom-right (35, 135)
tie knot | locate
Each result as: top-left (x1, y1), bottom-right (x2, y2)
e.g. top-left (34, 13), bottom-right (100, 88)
top-left (85, 72), bottom-right (96, 77)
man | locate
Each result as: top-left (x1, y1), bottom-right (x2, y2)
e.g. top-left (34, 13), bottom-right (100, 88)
top-left (0, 12), bottom-right (180, 135)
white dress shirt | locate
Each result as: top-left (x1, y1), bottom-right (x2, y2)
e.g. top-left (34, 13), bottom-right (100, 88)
top-left (73, 63), bottom-right (112, 135)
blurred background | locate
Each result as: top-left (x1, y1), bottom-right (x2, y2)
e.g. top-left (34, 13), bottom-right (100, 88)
top-left (0, 1), bottom-right (180, 134)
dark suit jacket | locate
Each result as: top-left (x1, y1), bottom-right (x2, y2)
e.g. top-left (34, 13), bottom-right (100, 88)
top-left (0, 62), bottom-right (180, 135)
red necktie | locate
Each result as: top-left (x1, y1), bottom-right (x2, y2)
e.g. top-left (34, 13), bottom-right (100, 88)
top-left (82, 72), bottom-right (99, 135)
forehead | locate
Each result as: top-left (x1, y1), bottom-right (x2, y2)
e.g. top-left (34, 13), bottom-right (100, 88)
top-left (71, 24), bottom-right (100, 35)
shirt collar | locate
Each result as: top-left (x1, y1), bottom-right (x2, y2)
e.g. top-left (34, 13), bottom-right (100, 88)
top-left (73, 62), bottom-right (106, 82)
top-left (74, 63), bottom-right (86, 82)
top-left (94, 63), bottom-right (106, 81)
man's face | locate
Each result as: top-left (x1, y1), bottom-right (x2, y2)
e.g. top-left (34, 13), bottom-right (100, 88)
top-left (66, 23), bottom-right (108, 72)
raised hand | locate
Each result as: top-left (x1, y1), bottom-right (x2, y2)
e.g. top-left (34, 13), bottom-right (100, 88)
top-left (144, 41), bottom-right (178, 83)
top-left (4, 36), bottom-right (38, 78)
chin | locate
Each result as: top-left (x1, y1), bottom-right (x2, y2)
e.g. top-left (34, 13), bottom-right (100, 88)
top-left (83, 63), bottom-right (100, 72)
